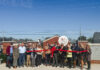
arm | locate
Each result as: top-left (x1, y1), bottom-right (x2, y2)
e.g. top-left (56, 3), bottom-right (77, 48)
top-left (6, 47), bottom-right (9, 55)
top-left (88, 48), bottom-right (92, 55)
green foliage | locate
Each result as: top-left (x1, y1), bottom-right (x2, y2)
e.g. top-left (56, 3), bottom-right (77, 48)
top-left (0, 53), bottom-right (7, 63)
top-left (78, 36), bottom-right (87, 41)
top-left (45, 37), bottom-right (50, 40)
top-left (0, 37), bottom-right (33, 42)
top-left (87, 37), bottom-right (93, 43)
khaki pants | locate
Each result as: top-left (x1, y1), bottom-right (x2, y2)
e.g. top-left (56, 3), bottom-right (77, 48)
top-left (81, 57), bottom-right (84, 70)
top-left (27, 55), bottom-right (31, 66)
top-left (13, 56), bottom-right (18, 66)
top-left (73, 60), bottom-right (76, 68)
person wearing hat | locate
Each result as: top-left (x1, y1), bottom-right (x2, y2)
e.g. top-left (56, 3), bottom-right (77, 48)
top-left (13, 43), bottom-right (19, 69)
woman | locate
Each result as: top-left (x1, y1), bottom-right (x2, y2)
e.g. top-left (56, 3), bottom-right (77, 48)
top-left (71, 43), bottom-right (77, 68)
top-left (13, 43), bottom-right (19, 69)
top-left (45, 46), bottom-right (51, 66)
top-left (26, 43), bottom-right (31, 67)
top-left (86, 44), bottom-right (91, 70)
top-left (59, 44), bottom-right (66, 67)
top-left (79, 44), bottom-right (85, 70)
top-left (30, 44), bottom-right (37, 67)
top-left (66, 42), bottom-right (72, 68)
top-left (36, 45), bottom-right (43, 66)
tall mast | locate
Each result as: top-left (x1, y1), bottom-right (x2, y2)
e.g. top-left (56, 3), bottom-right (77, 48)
top-left (80, 24), bottom-right (82, 41)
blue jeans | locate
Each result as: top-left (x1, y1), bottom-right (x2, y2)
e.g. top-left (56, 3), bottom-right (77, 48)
top-left (19, 53), bottom-right (25, 66)
top-left (6, 53), bottom-right (13, 67)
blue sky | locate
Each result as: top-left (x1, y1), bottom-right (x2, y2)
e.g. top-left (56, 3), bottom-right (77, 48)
top-left (0, 0), bottom-right (100, 40)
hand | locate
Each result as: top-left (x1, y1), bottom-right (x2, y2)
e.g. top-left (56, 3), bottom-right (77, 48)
top-left (13, 56), bottom-right (15, 58)
top-left (77, 52), bottom-right (79, 54)
top-left (51, 55), bottom-right (53, 58)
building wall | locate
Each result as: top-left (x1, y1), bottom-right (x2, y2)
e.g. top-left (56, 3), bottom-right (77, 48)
top-left (89, 43), bottom-right (100, 64)
top-left (93, 32), bottom-right (100, 43)
top-left (43, 36), bottom-right (59, 47)
top-left (2, 42), bottom-right (11, 54)
top-left (78, 42), bottom-right (100, 63)
top-left (2, 42), bottom-right (38, 54)
top-left (89, 43), bottom-right (100, 60)
top-left (27, 42), bottom-right (38, 46)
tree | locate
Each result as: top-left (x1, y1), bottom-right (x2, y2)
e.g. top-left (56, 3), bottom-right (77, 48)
top-left (78, 36), bottom-right (87, 41)
top-left (0, 37), bottom-right (33, 42)
top-left (69, 38), bottom-right (76, 43)
top-left (45, 37), bottom-right (50, 40)
top-left (87, 37), bottom-right (93, 43)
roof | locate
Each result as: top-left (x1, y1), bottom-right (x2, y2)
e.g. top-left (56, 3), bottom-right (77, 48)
top-left (93, 32), bottom-right (100, 43)
top-left (88, 43), bottom-right (100, 46)
top-left (1, 41), bottom-right (15, 43)
top-left (27, 41), bottom-right (38, 43)
top-left (43, 35), bottom-right (59, 42)
top-left (78, 41), bottom-right (88, 42)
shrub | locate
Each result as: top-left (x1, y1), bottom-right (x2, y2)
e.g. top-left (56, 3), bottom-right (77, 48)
top-left (0, 53), bottom-right (7, 63)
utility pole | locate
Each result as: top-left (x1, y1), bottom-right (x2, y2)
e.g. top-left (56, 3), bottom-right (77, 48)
top-left (80, 24), bottom-right (82, 41)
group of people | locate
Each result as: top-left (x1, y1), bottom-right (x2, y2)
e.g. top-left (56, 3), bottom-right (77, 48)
top-left (6, 42), bottom-right (91, 70)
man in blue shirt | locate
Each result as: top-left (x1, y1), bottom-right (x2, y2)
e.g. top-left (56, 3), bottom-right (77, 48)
top-left (6, 43), bottom-right (13, 68)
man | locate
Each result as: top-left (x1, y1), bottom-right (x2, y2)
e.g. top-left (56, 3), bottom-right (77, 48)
top-left (59, 44), bottom-right (66, 68)
top-left (6, 43), bottom-right (13, 68)
top-left (71, 43), bottom-right (77, 68)
top-left (52, 43), bottom-right (59, 67)
top-left (75, 42), bottom-right (81, 67)
top-left (0, 45), bottom-right (2, 55)
top-left (18, 43), bottom-right (26, 67)
top-left (30, 44), bottom-right (37, 67)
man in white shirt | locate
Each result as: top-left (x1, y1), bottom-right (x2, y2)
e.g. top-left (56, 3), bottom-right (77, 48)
top-left (18, 43), bottom-right (26, 67)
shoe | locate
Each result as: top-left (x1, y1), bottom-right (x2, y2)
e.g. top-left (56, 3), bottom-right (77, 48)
top-left (9, 66), bottom-right (11, 69)
top-left (87, 68), bottom-right (90, 70)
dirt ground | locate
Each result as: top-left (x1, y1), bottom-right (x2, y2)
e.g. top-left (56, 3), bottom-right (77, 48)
top-left (0, 64), bottom-right (100, 70)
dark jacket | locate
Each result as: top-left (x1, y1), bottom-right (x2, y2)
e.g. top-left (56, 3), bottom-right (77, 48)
top-left (31, 48), bottom-right (36, 57)
top-left (71, 46), bottom-right (77, 58)
top-left (86, 49), bottom-right (92, 61)
top-left (54, 46), bottom-right (60, 54)
top-left (26, 48), bottom-right (31, 55)
top-left (6, 46), bottom-right (11, 56)
top-left (59, 47), bottom-right (67, 57)
top-left (0, 47), bottom-right (2, 54)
